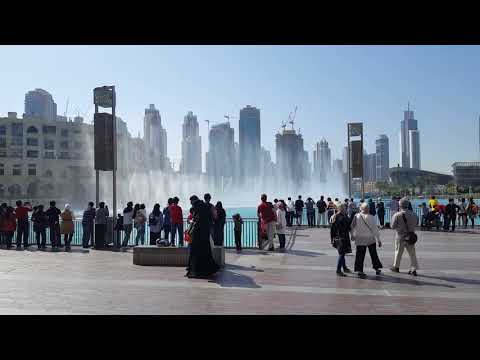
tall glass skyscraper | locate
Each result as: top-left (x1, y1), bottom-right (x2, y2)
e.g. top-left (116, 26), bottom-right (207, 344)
top-left (24, 88), bottom-right (57, 122)
top-left (180, 111), bottom-right (202, 175)
top-left (143, 104), bottom-right (168, 170)
top-left (400, 105), bottom-right (420, 169)
top-left (375, 134), bottom-right (389, 181)
top-left (239, 105), bottom-right (260, 180)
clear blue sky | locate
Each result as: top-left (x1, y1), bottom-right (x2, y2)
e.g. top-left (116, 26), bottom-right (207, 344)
top-left (1, 45), bottom-right (479, 174)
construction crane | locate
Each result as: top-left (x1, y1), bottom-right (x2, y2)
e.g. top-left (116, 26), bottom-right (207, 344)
top-left (224, 114), bottom-right (236, 125)
top-left (64, 97), bottom-right (69, 117)
top-left (289, 105), bottom-right (298, 130)
top-left (280, 121), bottom-right (287, 133)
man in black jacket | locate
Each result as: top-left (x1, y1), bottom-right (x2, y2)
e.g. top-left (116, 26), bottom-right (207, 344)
top-left (294, 195), bottom-right (304, 226)
top-left (444, 198), bottom-right (460, 232)
top-left (316, 196), bottom-right (327, 227)
top-left (45, 201), bottom-right (61, 248)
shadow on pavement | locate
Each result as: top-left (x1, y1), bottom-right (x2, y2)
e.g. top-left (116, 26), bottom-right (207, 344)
top-left (287, 249), bottom-right (325, 257)
top-left (225, 264), bottom-right (265, 272)
top-left (418, 274), bottom-right (480, 286)
top-left (210, 270), bottom-right (261, 289)
top-left (366, 273), bottom-right (455, 288)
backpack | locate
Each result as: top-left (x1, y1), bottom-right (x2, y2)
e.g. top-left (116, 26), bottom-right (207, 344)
top-left (148, 214), bottom-right (158, 226)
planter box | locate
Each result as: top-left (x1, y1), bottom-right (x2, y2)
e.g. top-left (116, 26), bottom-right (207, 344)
top-left (133, 246), bottom-right (188, 266)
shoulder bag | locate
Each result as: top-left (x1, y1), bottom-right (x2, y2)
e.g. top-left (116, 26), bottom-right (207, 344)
top-left (402, 213), bottom-right (418, 245)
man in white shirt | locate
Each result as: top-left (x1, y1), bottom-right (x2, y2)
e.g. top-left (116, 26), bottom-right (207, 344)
top-left (286, 197), bottom-right (295, 227)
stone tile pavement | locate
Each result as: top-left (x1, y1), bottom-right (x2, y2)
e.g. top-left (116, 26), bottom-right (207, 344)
top-left (1, 226), bottom-right (479, 314)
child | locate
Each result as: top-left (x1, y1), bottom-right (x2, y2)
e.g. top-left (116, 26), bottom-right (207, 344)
top-left (232, 213), bottom-right (243, 252)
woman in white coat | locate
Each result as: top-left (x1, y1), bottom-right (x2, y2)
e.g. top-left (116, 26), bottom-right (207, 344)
top-left (276, 201), bottom-right (287, 250)
top-left (350, 202), bottom-right (383, 278)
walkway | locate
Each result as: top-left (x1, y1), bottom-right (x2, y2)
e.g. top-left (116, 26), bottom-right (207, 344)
top-left (1, 226), bottom-right (479, 314)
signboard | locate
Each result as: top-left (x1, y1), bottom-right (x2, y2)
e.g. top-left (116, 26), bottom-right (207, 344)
top-left (93, 86), bottom-right (114, 108)
top-left (351, 140), bottom-right (363, 178)
top-left (349, 123), bottom-right (363, 137)
top-left (94, 113), bottom-right (114, 171)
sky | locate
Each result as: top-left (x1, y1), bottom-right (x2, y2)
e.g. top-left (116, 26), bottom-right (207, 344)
top-left (1, 45), bottom-right (479, 174)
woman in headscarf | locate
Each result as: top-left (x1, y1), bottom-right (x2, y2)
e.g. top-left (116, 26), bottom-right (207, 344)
top-left (60, 204), bottom-right (75, 251)
top-left (186, 195), bottom-right (220, 279)
top-left (213, 201), bottom-right (226, 246)
top-left (148, 203), bottom-right (163, 245)
top-left (330, 203), bottom-right (352, 277)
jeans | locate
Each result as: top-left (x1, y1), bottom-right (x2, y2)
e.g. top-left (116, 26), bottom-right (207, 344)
top-left (35, 229), bottom-right (46, 248)
top-left (163, 224), bottom-right (171, 241)
top-left (354, 244), bottom-right (382, 273)
top-left (16, 220), bottom-right (29, 247)
top-left (49, 224), bottom-right (60, 247)
top-left (327, 210), bottom-right (335, 226)
top-left (317, 212), bottom-right (327, 226)
top-left (122, 224), bottom-right (133, 247)
top-left (64, 233), bottom-right (73, 248)
top-left (277, 233), bottom-right (286, 249)
top-left (135, 224), bottom-right (145, 246)
top-left (378, 214), bottom-right (385, 227)
top-left (444, 216), bottom-right (456, 231)
top-left (234, 230), bottom-right (242, 251)
top-left (82, 223), bottom-right (94, 247)
top-left (262, 222), bottom-right (276, 250)
top-left (307, 211), bottom-right (315, 227)
top-left (296, 211), bottom-right (302, 225)
top-left (5, 231), bottom-right (14, 248)
top-left (95, 223), bottom-right (107, 248)
top-left (286, 211), bottom-right (294, 227)
top-left (171, 223), bottom-right (184, 246)
top-left (337, 254), bottom-right (348, 273)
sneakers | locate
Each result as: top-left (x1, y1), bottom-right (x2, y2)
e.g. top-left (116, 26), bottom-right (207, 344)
top-left (336, 271), bottom-right (347, 277)
top-left (408, 270), bottom-right (417, 276)
top-left (358, 272), bottom-right (367, 279)
top-left (375, 269), bottom-right (382, 275)
top-left (390, 266), bottom-right (400, 273)
top-left (343, 268), bottom-right (352, 274)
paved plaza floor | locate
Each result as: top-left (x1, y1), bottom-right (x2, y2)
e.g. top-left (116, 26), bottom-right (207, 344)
top-left (1, 226), bottom-right (480, 314)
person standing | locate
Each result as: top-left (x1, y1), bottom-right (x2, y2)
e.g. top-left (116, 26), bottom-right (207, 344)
top-left (305, 197), bottom-right (315, 227)
top-left (466, 198), bottom-right (478, 229)
top-left (276, 201), bottom-right (287, 251)
top-left (390, 196), bottom-right (399, 218)
top-left (204, 193), bottom-right (217, 238)
top-left (1, 206), bottom-right (16, 249)
top-left (60, 204), bottom-right (75, 251)
top-left (368, 198), bottom-right (376, 217)
top-left (82, 202), bottom-right (96, 248)
top-left (428, 195), bottom-right (439, 211)
top-left (15, 200), bottom-right (32, 248)
top-left (95, 202), bottom-right (109, 249)
top-left (232, 213), bottom-right (243, 252)
top-left (170, 197), bottom-right (184, 247)
top-left (350, 202), bottom-right (383, 278)
top-left (46, 201), bottom-right (61, 249)
top-left (149, 204), bottom-right (163, 245)
top-left (32, 205), bottom-right (48, 249)
top-left (348, 198), bottom-right (358, 219)
top-left (376, 200), bottom-right (385, 229)
top-left (391, 197), bottom-right (419, 276)
top-left (316, 196), bottom-right (327, 228)
top-left (294, 195), bottom-right (304, 226)
top-left (134, 204), bottom-right (147, 246)
top-left (0, 203), bottom-right (6, 246)
top-left (162, 199), bottom-right (172, 244)
top-left (326, 198), bottom-right (336, 225)
top-left (458, 198), bottom-right (467, 228)
top-left (444, 198), bottom-right (460, 232)
top-left (330, 204), bottom-right (352, 277)
top-left (121, 201), bottom-right (134, 247)
top-left (213, 201), bottom-right (226, 246)
top-left (286, 197), bottom-right (294, 227)
top-left (185, 195), bottom-right (220, 279)
top-left (257, 194), bottom-right (277, 251)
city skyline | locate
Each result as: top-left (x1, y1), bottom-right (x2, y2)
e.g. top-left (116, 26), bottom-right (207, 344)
top-left (1, 45), bottom-right (480, 174)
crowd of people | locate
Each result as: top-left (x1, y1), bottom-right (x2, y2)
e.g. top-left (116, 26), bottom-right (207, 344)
top-left (419, 196), bottom-right (478, 231)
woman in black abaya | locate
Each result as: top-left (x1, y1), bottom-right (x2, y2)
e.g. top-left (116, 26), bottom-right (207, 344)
top-left (186, 196), bottom-right (220, 278)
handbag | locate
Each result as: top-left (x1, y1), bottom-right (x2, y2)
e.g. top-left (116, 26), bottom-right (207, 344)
top-left (402, 213), bottom-right (418, 245)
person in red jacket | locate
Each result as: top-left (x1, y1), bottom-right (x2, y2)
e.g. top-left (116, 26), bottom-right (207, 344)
top-left (15, 200), bottom-right (32, 248)
top-left (169, 197), bottom-right (184, 247)
top-left (1, 206), bottom-right (17, 249)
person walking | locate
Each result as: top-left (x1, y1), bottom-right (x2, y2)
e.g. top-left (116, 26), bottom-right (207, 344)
top-left (368, 198), bottom-right (376, 217)
top-left (185, 195), bottom-right (220, 279)
top-left (15, 200), bottom-right (32, 248)
top-left (348, 198), bottom-right (358, 219)
top-left (170, 197), bottom-right (184, 247)
top-left (60, 204), bottom-right (75, 251)
top-left (121, 201), bottom-right (134, 247)
top-left (326, 198), bottom-right (336, 225)
top-left (134, 204), bottom-right (147, 246)
top-left (466, 198), bottom-right (478, 229)
top-left (149, 203), bottom-right (163, 245)
top-left (350, 202), bottom-right (383, 278)
top-left (213, 201), bottom-right (226, 246)
top-left (330, 204), bottom-right (352, 277)
top-left (316, 196), bottom-right (327, 228)
top-left (162, 199), bottom-right (172, 244)
top-left (294, 195), bottom-right (304, 226)
top-left (276, 201), bottom-right (287, 251)
top-left (81, 202), bottom-right (96, 248)
top-left (1, 206), bottom-right (16, 249)
top-left (376, 200), bottom-right (385, 229)
top-left (32, 205), bottom-right (48, 249)
top-left (46, 201), bottom-right (61, 249)
top-left (305, 197), bottom-right (315, 227)
top-left (458, 198), bottom-right (467, 228)
top-left (257, 194), bottom-right (277, 251)
top-left (232, 213), bottom-right (243, 252)
top-left (390, 196), bottom-right (399, 217)
top-left (444, 198), bottom-right (460, 232)
top-left (286, 197), bottom-right (294, 227)
top-left (391, 197), bottom-right (419, 276)
top-left (95, 202), bottom-right (109, 249)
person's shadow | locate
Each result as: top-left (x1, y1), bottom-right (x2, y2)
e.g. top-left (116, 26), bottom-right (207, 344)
top-left (417, 274), bottom-right (480, 286)
top-left (209, 269), bottom-right (261, 289)
top-left (364, 273), bottom-right (455, 288)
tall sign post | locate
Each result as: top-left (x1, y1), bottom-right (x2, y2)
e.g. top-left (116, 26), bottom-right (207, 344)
top-left (347, 122), bottom-right (364, 199)
top-left (93, 86), bottom-right (117, 248)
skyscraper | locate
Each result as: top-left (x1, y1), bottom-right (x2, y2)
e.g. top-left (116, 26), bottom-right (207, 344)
top-left (206, 122), bottom-right (235, 182)
top-left (180, 111), bottom-right (202, 175)
top-left (363, 153), bottom-right (377, 182)
top-left (409, 130), bottom-right (421, 170)
top-left (239, 105), bottom-right (261, 179)
top-left (24, 88), bottom-right (57, 122)
top-left (375, 134), bottom-right (389, 181)
top-left (400, 105), bottom-right (419, 168)
top-left (143, 104), bottom-right (168, 170)
top-left (313, 138), bottom-right (331, 183)
top-left (276, 128), bottom-right (308, 187)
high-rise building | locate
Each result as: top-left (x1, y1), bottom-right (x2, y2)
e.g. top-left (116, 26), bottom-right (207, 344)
top-left (276, 128), bottom-right (308, 187)
top-left (313, 138), bottom-right (331, 183)
top-left (239, 105), bottom-right (261, 179)
top-left (24, 89), bottom-right (57, 123)
top-left (375, 134), bottom-right (389, 181)
top-left (364, 153), bottom-right (377, 182)
top-left (206, 122), bottom-right (235, 181)
top-left (409, 130), bottom-right (421, 170)
top-left (143, 104), bottom-right (168, 170)
top-left (400, 105), bottom-right (419, 168)
top-left (342, 146), bottom-right (349, 175)
top-left (180, 111), bottom-right (202, 175)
